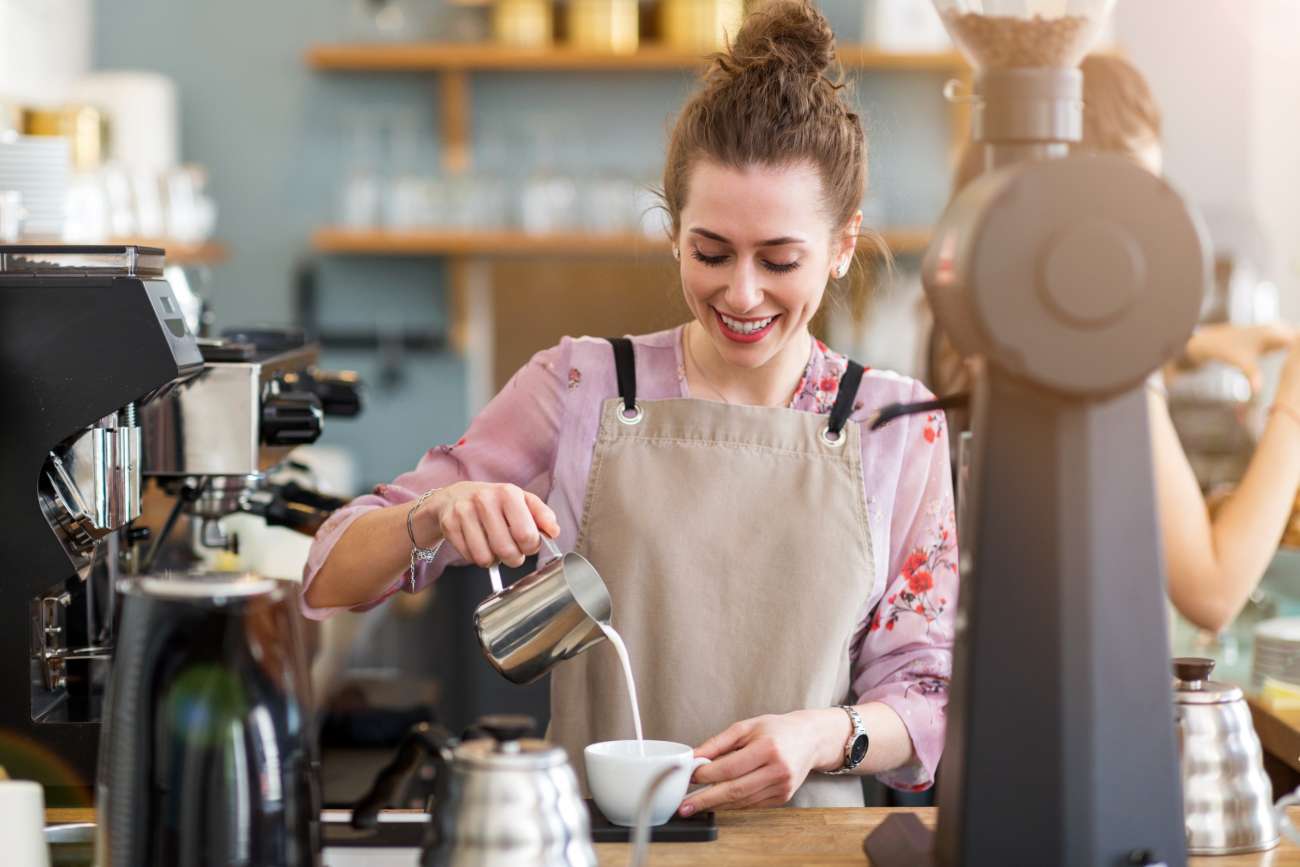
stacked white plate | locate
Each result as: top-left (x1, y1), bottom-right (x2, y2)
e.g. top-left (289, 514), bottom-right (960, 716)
top-left (1252, 617), bottom-right (1300, 689)
top-left (0, 135), bottom-right (70, 238)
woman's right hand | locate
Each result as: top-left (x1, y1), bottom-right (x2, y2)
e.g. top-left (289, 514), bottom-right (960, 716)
top-left (1180, 322), bottom-right (1297, 394)
top-left (425, 482), bottom-right (561, 569)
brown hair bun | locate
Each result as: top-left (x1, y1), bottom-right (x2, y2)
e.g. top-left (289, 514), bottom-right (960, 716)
top-left (662, 0), bottom-right (868, 241)
top-left (723, 0), bottom-right (836, 79)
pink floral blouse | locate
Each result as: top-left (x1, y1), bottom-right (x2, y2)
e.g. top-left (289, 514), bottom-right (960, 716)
top-left (302, 326), bottom-right (958, 791)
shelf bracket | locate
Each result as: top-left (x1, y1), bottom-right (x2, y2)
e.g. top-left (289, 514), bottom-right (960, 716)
top-left (440, 70), bottom-right (471, 175)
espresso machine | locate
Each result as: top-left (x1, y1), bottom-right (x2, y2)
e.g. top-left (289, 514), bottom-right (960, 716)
top-left (0, 245), bottom-right (360, 805)
top-left (865, 2), bottom-right (1207, 865)
top-left (0, 245), bottom-right (203, 804)
top-left (140, 326), bottom-right (360, 567)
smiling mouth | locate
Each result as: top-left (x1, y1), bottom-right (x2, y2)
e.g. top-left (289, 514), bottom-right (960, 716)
top-left (712, 307), bottom-right (781, 343)
top-left (715, 309), bottom-right (779, 335)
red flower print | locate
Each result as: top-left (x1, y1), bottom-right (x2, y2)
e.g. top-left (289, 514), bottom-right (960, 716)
top-left (568, 368), bottom-right (582, 390)
top-left (819, 375), bottom-right (839, 392)
top-left (923, 412), bottom-right (946, 445)
top-left (902, 550), bottom-right (927, 580)
top-left (876, 516), bottom-right (957, 636)
top-left (908, 569), bottom-right (934, 595)
top-left (815, 338), bottom-right (828, 353)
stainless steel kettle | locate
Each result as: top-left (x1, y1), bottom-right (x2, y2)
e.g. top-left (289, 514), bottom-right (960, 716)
top-left (1173, 657), bottom-right (1279, 855)
top-left (352, 715), bottom-right (596, 867)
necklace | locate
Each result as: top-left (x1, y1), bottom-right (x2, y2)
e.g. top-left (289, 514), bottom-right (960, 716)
top-left (684, 327), bottom-right (733, 404)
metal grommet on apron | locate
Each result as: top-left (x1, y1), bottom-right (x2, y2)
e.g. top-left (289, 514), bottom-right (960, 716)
top-left (822, 360), bottom-right (865, 448)
top-left (609, 336), bottom-right (643, 425)
top-left (549, 336), bottom-right (876, 808)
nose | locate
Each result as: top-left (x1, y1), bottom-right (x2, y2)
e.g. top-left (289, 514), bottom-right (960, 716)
top-left (722, 259), bottom-right (764, 314)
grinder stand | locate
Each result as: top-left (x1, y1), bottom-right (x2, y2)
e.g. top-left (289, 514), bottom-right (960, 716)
top-left (866, 2), bottom-right (1210, 865)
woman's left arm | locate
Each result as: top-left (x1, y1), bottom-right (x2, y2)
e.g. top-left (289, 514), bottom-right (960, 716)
top-left (681, 382), bottom-right (958, 814)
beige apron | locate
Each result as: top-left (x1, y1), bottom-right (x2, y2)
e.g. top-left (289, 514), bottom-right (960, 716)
top-left (549, 338), bottom-right (876, 808)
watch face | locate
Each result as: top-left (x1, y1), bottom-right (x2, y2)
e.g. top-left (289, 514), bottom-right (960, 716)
top-left (850, 733), bottom-right (870, 766)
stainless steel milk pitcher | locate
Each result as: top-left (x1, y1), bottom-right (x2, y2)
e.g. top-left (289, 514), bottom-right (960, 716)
top-left (474, 536), bottom-right (613, 684)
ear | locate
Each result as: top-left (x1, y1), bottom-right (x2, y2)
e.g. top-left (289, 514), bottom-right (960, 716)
top-left (832, 210), bottom-right (864, 276)
top-left (842, 210), bottom-right (864, 260)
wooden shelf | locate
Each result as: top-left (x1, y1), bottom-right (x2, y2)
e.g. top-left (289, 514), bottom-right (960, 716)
top-left (111, 239), bottom-right (229, 266)
top-left (307, 42), bottom-right (964, 73)
top-left (311, 227), bottom-right (931, 257)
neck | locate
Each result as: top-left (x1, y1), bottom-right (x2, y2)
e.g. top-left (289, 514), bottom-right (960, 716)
top-left (685, 321), bottom-right (813, 407)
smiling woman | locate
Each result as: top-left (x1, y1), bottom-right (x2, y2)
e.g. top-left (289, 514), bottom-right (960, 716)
top-left (301, 0), bottom-right (956, 815)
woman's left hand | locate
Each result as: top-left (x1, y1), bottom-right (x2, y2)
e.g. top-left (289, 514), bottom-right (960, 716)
top-left (679, 710), bottom-right (846, 816)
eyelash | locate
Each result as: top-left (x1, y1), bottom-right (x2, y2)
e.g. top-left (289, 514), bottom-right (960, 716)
top-left (690, 249), bottom-right (801, 274)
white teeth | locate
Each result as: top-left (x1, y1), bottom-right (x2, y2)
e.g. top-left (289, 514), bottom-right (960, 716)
top-left (719, 313), bottom-right (775, 335)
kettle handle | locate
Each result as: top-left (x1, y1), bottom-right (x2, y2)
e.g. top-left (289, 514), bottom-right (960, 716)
top-left (1277, 786), bottom-right (1300, 844)
top-left (350, 722), bottom-right (452, 830)
top-left (488, 534), bottom-right (564, 594)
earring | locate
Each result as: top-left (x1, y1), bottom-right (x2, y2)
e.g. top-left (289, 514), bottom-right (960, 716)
top-left (672, 246), bottom-right (680, 261)
top-left (835, 260), bottom-right (849, 279)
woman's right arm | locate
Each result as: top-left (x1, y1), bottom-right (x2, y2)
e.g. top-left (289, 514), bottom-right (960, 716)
top-left (1156, 325), bottom-right (1300, 632)
top-left (304, 484), bottom-right (561, 611)
top-left (301, 343), bottom-right (569, 616)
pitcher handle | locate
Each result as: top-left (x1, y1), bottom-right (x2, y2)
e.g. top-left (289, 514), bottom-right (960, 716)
top-left (1276, 786), bottom-right (1300, 843)
top-left (488, 534), bottom-right (564, 594)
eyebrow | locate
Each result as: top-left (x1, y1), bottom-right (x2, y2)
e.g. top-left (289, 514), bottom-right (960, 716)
top-left (689, 228), bottom-right (806, 247)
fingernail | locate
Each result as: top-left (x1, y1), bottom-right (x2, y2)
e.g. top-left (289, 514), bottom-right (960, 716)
top-left (680, 804), bottom-right (695, 817)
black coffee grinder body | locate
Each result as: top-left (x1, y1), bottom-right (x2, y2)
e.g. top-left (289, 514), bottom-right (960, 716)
top-left (0, 245), bottom-right (203, 804)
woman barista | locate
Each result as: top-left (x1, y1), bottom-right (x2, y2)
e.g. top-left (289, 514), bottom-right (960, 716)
top-left (303, 0), bottom-right (956, 813)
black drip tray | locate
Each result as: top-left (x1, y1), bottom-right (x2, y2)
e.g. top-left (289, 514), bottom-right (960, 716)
top-left (586, 799), bottom-right (718, 843)
top-left (324, 820), bottom-right (429, 848)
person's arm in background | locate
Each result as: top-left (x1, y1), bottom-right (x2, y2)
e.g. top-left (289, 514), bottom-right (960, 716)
top-left (1155, 323), bottom-right (1300, 632)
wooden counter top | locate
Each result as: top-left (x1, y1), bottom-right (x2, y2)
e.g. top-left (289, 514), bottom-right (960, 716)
top-left (593, 808), bottom-right (1300, 866)
top-left (49, 806), bottom-right (1300, 865)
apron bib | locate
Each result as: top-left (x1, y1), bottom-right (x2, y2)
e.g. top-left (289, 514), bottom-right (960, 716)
top-left (550, 337), bottom-right (876, 807)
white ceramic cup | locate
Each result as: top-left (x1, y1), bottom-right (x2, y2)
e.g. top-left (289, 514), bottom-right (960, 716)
top-left (0, 780), bottom-right (51, 867)
top-left (585, 740), bottom-right (710, 827)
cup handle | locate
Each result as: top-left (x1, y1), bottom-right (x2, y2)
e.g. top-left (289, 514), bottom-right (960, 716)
top-left (1276, 786), bottom-right (1300, 843)
top-left (685, 756), bottom-right (714, 801)
top-left (487, 533), bottom-right (564, 594)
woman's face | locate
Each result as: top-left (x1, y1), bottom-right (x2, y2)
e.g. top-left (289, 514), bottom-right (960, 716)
top-left (676, 159), bottom-right (858, 370)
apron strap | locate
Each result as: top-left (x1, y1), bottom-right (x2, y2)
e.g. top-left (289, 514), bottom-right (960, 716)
top-left (607, 337), bottom-right (637, 413)
top-left (827, 360), bottom-right (866, 436)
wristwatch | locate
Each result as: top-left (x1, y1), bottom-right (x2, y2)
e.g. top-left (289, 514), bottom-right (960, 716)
top-left (827, 705), bottom-right (869, 775)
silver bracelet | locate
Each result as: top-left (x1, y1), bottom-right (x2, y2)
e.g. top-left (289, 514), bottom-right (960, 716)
top-left (406, 489), bottom-right (444, 593)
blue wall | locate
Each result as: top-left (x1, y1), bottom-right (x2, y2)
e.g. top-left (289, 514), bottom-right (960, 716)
top-left (95, 0), bottom-right (951, 487)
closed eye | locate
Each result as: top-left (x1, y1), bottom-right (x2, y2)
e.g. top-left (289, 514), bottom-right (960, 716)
top-left (691, 249), bottom-right (729, 267)
top-left (690, 248), bottom-right (801, 274)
